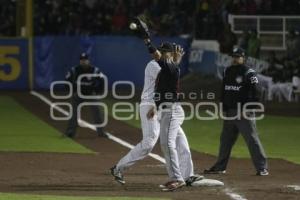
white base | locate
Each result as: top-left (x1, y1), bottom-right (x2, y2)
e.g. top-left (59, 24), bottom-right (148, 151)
top-left (191, 178), bottom-right (224, 187)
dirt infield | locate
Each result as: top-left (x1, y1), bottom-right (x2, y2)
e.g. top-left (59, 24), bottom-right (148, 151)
top-left (0, 91), bottom-right (299, 200)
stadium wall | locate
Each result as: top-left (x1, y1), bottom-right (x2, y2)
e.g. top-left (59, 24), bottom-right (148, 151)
top-left (33, 36), bottom-right (191, 89)
top-left (0, 36), bottom-right (190, 90)
top-left (0, 38), bottom-right (29, 89)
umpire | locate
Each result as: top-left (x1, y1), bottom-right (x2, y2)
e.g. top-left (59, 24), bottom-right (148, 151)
top-left (65, 53), bottom-right (108, 138)
top-left (204, 47), bottom-right (268, 176)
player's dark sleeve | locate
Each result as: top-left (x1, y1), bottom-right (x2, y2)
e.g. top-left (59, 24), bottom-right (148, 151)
top-left (220, 69), bottom-right (227, 111)
top-left (65, 68), bottom-right (75, 93)
top-left (93, 72), bottom-right (105, 94)
top-left (157, 59), bottom-right (178, 73)
top-left (65, 69), bottom-right (73, 82)
top-left (246, 71), bottom-right (260, 104)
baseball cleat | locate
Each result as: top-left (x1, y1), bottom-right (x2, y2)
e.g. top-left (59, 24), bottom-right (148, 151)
top-left (110, 166), bottom-right (125, 184)
top-left (203, 168), bottom-right (226, 174)
top-left (161, 180), bottom-right (186, 192)
top-left (159, 181), bottom-right (173, 189)
top-left (98, 131), bottom-right (109, 138)
top-left (185, 174), bottom-right (205, 186)
top-left (256, 169), bottom-right (269, 176)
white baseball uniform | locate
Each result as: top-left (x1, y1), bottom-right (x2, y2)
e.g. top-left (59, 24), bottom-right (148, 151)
top-left (159, 103), bottom-right (194, 181)
top-left (116, 60), bottom-right (194, 181)
top-left (116, 60), bottom-right (160, 172)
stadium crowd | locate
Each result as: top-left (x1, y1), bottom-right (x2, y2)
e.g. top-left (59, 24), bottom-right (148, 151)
top-left (32, 0), bottom-right (300, 37)
top-left (257, 29), bottom-right (300, 102)
top-left (1, 0), bottom-right (300, 37)
top-left (0, 0), bottom-right (16, 37)
top-left (0, 0), bottom-right (299, 101)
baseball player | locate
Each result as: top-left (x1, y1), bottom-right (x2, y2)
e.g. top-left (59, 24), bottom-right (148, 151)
top-left (110, 58), bottom-right (161, 185)
top-left (65, 53), bottom-right (108, 138)
top-left (110, 18), bottom-right (202, 189)
top-left (204, 47), bottom-right (269, 176)
top-left (144, 40), bottom-right (203, 191)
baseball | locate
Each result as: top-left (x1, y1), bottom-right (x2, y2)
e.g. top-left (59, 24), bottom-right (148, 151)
top-left (129, 22), bottom-right (137, 30)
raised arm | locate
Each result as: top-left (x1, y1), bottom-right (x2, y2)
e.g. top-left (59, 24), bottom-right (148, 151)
top-left (173, 45), bottom-right (185, 65)
top-left (144, 38), bottom-right (161, 61)
top-left (246, 70), bottom-right (260, 103)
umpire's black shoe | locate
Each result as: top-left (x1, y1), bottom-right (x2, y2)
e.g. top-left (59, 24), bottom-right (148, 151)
top-left (185, 174), bottom-right (205, 186)
top-left (98, 131), bottom-right (109, 138)
top-left (203, 168), bottom-right (226, 174)
top-left (110, 166), bottom-right (125, 184)
top-left (63, 132), bottom-right (75, 138)
top-left (256, 169), bottom-right (269, 176)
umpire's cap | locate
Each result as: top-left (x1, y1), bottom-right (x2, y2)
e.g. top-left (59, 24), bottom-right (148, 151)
top-left (80, 53), bottom-right (89, 60)
top-left (158, 42), bottom-right (174, 52)
top-left (231, 47), bottom-right (245, 57)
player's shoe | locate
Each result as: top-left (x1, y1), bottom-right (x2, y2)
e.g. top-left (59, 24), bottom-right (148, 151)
top-left (159, 181), bottom-right (173, 189)
top-left (63, 132), bottom-right (75, 138)
top-left (161, 180), bottom-right (186, 192)
top-left (203, 168), bottom-right (226, 174)
top-left (97, 129), bottom-right (109, 138)
top-left (185, 174), bottom-right (205, 186)
top-left (110, 166), bottom-right (125, 184)
top-left (256, 169), bottom-right (269, 176)
top-left (98, 131), bottom-right (109, 138)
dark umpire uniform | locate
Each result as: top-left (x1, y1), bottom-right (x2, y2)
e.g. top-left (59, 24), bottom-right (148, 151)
top-left (65, 53), bottom-right (107, 138)
top-left (204, 48), bottom-right (268, 176)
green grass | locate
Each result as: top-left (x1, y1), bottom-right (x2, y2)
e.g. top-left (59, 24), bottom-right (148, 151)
top-left (107, 100), bottom-right (300, 164)
top-left (0, 193), bottom-right (168, 200)
top-left (182, 114), bottom-right (300, 164)
top-left (0, 96), bottom-right (93, 154)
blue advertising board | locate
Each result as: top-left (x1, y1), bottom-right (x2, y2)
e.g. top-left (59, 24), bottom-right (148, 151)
top-left (33, 36), bottom-right (190, 89)
top-left (0, 39), bottom-right (28, 89)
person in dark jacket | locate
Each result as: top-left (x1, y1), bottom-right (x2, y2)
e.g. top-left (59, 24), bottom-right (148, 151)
top-left (65, 53), bottom-right (108, 138)
top-left (204, 47), bottom-right (268, 176)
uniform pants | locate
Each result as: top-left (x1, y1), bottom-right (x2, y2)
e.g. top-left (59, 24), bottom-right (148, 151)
top-left (116, 103), bottom-right (160, 172)
top-left (212, 111), bottom-right (267, 172)
top-left (159, 103), bottom-right (194, 182)
top-left (65, 94), bottom-right (104, 137)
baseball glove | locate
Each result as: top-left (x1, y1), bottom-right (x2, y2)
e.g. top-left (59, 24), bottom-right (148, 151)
top-left (132, 17), bottom-right (150, 39)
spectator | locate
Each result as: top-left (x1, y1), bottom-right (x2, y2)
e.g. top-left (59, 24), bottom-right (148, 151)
top-left (111, 2), bottom-right (128, 33)
top-left (247, 30), bottom-right (261, 58)
top-left (0, 0), bottom-right (16, 36)
top-left (262, 51), bottom-right (283, 83)
top-left (285, 29), bottom-right (300, 60)
top-left (218, 23), bottom-right (237, 54)
top-left (237, 30), bottom-right (250, 50)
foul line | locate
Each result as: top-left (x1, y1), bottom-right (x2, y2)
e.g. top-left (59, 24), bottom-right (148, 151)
top-left (30, 90), bottom-right (247, 200)
top-left (30, 90), bottom-right (165, 164)
top-left (286, 185), bottom-right (300, 191)
top-left (224, 188), bottom-right (247, 200)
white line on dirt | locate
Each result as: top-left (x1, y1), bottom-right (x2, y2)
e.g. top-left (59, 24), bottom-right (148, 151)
top-left (224, 188), bottom-right (247, 200)
top-left (30, 91), bottom-right (165, 164)
top-left (30, 90), bottom-right (246, 200)
top-left (286, 185), bottom-right (300, 191)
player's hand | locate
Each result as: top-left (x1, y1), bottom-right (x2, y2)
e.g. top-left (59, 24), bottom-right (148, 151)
top-left (173, 44), bottom-right (185, 64)
top-left (147, 106), bottom-right (156, 119)
top-left (174, 45), bottom-right (185, 57)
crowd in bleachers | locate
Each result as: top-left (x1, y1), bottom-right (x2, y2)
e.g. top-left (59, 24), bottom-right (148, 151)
top-left (255, 29), bottom-right (300, 102)
top-left (1, 0), bottom-right (300, 101)
top-left (0, 0), bottom-right (16, 37)
top-left (34, 0), bottom-right (195, 36)
top-left (32, 0), bottom-right (300, 37)
top-left (1, 0), bottom-right (300, 37)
